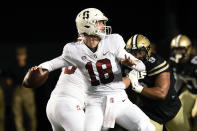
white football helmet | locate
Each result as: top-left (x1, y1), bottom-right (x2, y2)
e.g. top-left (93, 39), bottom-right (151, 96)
top-left (75, 8), bottom-right (112, 39)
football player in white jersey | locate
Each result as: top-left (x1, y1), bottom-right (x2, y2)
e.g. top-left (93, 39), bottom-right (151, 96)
top-left (32, 8), bottom-right (155, 131)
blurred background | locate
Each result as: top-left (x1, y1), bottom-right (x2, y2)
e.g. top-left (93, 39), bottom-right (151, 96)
top-left (0, 0), bottom-right (197, 130)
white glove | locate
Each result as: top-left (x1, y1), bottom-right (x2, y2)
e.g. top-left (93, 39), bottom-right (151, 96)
top-left (128, 70), bottom-right (144, 93)
top-left (137, 70), bottom-right (147, 79)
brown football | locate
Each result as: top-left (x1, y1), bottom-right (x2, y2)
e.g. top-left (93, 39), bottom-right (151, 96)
top-left (22, 68), bottom-right (49, 88)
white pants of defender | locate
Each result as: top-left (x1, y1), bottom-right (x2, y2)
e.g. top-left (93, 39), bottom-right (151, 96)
top-left (46, 96), bottom-right (85, 131)
top-left (85, 92), bottom-right (155, 131)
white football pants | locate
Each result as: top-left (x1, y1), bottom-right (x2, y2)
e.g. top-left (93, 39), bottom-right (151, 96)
top-left (46, 96), bottom-right (85, 131)
top-left (85, 92), bottom-right (155, 131)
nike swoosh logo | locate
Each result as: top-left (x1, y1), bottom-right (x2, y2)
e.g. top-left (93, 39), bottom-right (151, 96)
top-left (122, 99), bottom-right (126, 102)
top-left (103, 51), bottom-right (109, 56)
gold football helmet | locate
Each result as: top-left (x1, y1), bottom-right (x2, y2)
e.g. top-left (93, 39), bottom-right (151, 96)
top-left (126, 34), bottom-right (151, 62)
top-left (170, 34), bottom-right (192, 63)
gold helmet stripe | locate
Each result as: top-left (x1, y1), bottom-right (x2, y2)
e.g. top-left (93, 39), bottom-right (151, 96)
top-left (132, 34), bottom-right (138, 49)
top-left (175, 34), bottom-right (182, 47)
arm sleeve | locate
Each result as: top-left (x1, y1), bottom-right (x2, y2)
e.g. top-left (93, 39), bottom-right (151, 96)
top-left (39, 56), bottom-right (71, 72)
top-left (39, 44), bottom-right (72, 72)
top-left (115, 34), bottom-right (146, 72)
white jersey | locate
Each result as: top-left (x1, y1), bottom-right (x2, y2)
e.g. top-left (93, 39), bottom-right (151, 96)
top-left (50, 67), bottom-right (88, 105)
top-left (40, 34), bottom-right (145, 96)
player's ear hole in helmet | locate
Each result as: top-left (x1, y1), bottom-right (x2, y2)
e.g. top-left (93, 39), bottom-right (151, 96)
top-left (126, 34), bottom-right (151, 63)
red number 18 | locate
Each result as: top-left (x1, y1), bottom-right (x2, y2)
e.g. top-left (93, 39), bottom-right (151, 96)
top-left (85, 58), bottom-right (114, 86)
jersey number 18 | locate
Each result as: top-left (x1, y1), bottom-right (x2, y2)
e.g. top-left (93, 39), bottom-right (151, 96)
top-left (85, 58), bottom-right (114, 86)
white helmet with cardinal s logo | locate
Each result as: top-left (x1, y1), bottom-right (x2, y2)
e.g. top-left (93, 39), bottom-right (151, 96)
top-left (75, 8), bottom-right (111, 39)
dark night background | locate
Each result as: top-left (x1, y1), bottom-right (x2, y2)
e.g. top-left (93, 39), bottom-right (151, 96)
top-left (0, 0), bottom-right (197, 130)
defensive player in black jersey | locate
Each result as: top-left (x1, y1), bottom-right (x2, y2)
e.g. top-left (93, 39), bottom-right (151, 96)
top-left (122, 34), bottom-right (189, 131)
top-left (169, 34), bottom-right (197, 131)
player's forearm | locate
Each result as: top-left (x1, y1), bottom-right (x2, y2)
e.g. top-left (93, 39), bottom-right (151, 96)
top-left (141, 86), bottom-right (168, 100)
top-left (122, 76), bottom-right (131, 88)
top-left (125, 52), bottom-right (146, 71)
top-left (143, 72), bottom-right (170, 100)
top-left (133, 60), bottom-right (146, 72)
top-left (118, 50), bottom-right (146, 72)
top-left (39, 56), bottom-right (69, 72)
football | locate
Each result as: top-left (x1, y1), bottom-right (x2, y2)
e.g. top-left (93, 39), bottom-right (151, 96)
top-left (22, 67), bottom-right (49, 88)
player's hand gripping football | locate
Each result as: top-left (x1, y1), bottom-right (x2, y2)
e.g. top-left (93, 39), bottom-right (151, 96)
top-left (22, 66), bottom-right (49, 88)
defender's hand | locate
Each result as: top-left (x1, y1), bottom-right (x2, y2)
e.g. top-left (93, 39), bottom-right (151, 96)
top-left (128, 70), bottom-right (144, 93)
top-left (137, 71), bottom-right (147, 79)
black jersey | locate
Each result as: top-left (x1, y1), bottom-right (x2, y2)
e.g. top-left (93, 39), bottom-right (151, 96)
top-left (122, 53), bottom-right (181, 124)
top-left (170, 55), bottom-right (197, 94)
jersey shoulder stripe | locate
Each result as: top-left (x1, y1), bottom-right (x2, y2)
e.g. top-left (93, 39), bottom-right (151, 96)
top-left (148, 64), bottom-right (169, 76)
top-left (149, 61), bottom-right (167, 72)
top-left (147, 54), bottom-right (169, 77)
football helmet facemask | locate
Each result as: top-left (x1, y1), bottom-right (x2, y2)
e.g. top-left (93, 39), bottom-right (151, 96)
top-left (170, 34), bottom-right (192, 63)
top-left (126, 34), bottom-right (151, 63)
top-left (75, 8), bottom-right (112, 39)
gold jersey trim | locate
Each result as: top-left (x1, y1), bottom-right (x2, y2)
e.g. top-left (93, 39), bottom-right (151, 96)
top-left (148, 64), bottom-right (169, 76)
top-left (149, 61), bottom-right (167, 73)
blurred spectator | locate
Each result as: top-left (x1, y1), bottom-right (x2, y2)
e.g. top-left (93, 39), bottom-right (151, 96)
top-left (150, 42), bottom-right (157, 54)
top-left (7, 46), bottom-right (37, 131)
top-left (0, 67), bottom-right (5, 131)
